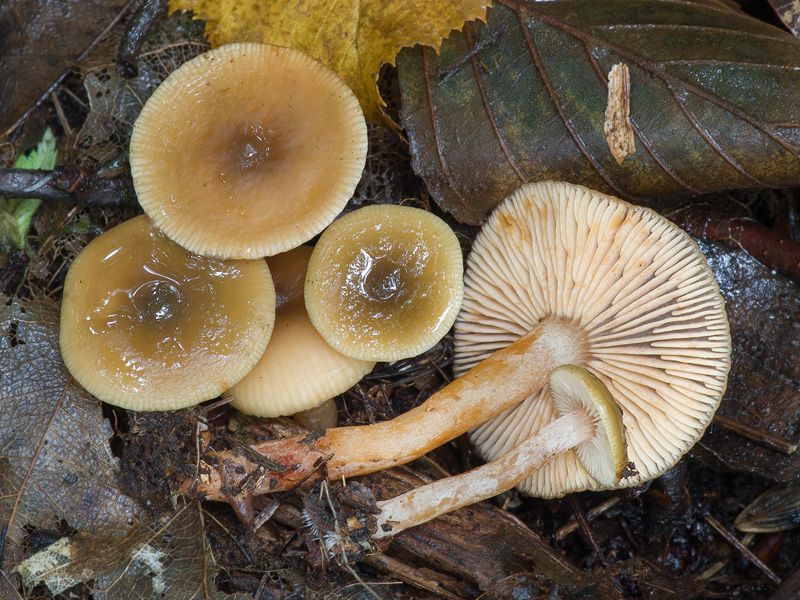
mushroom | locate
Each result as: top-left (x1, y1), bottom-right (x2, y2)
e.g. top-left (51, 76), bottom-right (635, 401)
top-left (453, 181), bottom-right (732, 496)
top-left (181, 182), bottom-right (730, 512)
top-left (129, 42), bottom-right (367, 259)
top-left (60, 215), bottom-right (275, 410)
top-left (229, 246), bottom-right (375, 418)
top-left (304, 204), bottom-right (464, 362)
top-left (372, 364), bottom-right (626, 538)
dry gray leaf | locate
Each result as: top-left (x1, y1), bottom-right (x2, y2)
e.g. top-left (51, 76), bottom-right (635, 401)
top-left (0, 298), bottom-right (246, 599)
top-left (15, 503), bottom-right (248, 600)
top-left (0, 298), bottom-right (140, 584)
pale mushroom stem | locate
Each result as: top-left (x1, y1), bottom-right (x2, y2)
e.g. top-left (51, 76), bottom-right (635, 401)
top-left (185, 318), bottom-right (588, 502)
top-left (373, 407), bottom-right (595, 539)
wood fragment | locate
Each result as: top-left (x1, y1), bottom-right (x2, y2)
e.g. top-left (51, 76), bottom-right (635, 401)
top-left (604, 63), bottom-right (636, 165)
top-left (363, 554), bottom-right (468, 600)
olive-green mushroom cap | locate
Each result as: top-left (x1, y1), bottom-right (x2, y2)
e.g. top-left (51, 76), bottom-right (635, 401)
top-left (305, 204), bottom-right (464, 362)
top-left (60, 215), bottom-right (276, 410)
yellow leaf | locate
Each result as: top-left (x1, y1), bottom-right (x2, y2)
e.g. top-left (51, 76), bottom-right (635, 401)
top-left (167, 0), bottom-right (490, 127)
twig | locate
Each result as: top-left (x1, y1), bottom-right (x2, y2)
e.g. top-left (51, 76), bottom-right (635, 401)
top-left (704, 514), bottom-right (781, 585)
top-left (202, 508), bottom-right (253, 564)
top-left (363, 554), bottom-right (466, 600)
top-left (116, 0), bottom-right (169, 78)
top-left (569, 495), bottom-right (608, 567)
top-left (556, 496), bottom-right (620, 540)
top-left (0, 167), bottom-right (138, 207)
top-left (713, 414), bottom-right (797, 455)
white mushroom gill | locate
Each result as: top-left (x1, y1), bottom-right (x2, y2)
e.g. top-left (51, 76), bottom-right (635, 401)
top-left (455, 181), bottom-right (731, 498)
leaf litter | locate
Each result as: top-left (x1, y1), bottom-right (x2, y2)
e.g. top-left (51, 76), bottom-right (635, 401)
top-left (5, 1), bottom-right (800, 598)
top-left (0, 299), bottom-right (246, 599)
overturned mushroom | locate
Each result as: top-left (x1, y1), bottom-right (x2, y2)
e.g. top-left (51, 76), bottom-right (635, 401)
top-left (454, 181), bottom-right (731, 496)
top-left (130, 43), bottom-right (367, 259)
top-left (230, 246), bottom-right (375, 418)
top-left (181, 182), bottom-right (730, 516)
top-left (373, 365), bottom-right (626, 538)
top-left (60, 215), bottom-right (276, 410)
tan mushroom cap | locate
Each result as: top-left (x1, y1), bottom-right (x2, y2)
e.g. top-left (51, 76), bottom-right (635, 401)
top-left (454, 181), bottom-right (731, 498)
top-left (130, 42), bottom-right (368, 259)
top-left (60, 215), bottom-right (276, 410)
top-left (230, 246), bottom-right (375, 418)
top-left (305, 204), bottom-right (464, 362)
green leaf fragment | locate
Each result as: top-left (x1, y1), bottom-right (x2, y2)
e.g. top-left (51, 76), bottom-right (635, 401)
top-left (0, 128), bottom-right (57, 254)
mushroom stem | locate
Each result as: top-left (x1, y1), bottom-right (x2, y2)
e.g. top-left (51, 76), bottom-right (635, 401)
top-left (184, 318), bottom-right (588, 501)
top-left (373, 407), bottom-right (595, 539)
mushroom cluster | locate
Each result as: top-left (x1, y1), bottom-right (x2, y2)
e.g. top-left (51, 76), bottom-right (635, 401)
top-left (60, 43), bottom-right (466, 422)
top-left (183, 181), bottom-right (731, 538)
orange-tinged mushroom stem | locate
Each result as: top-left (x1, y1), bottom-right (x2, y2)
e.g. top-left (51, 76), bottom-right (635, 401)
top-left (373, 407), bottom-right (596, 539)
top-left (182, 318), bottom-right (588, 503)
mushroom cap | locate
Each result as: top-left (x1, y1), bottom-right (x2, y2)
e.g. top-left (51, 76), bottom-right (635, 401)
top-left (454, 181), bottom-right (731, 498)
top-left (129, 42), bottom-right (367, 259)
top-left (305, 204), bottom-right (464, 362)
top-left (230, 246), bottom-right (375, 418)
top-left (549, 364), bottom-right (626, 487)
top-left (60, 215), bottom-right (276, 410)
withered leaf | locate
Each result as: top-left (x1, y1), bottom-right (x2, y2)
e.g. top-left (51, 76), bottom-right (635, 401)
top-left (167, 0), bottom-right (490, 128)
top-left (0, 299), bottom-right (244, 599)
top-left (398, 0), bottom-right (800, 224)
top-left (769, 0), bottom-right (800, 37)
top-left (691, 240), bottom-right (800, 480)
top-left (0, 298), bottom-right (140, 590)
top-left (15, 503), bottom-right (248, 600)
top-left (0, 0), bottom-right (134, 138)
top-left (77, 42), bottom-right (209, 169)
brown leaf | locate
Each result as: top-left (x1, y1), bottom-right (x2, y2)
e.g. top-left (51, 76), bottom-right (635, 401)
top-left (398, 0), bottom-right (800, 224)
top-left (0, 298), bottom-right (245, 599)
top-left (14, 503), bottom-right (248, 600)
top-left (691, 241), bottom-right (800, 480)
top-left (0, 0), bottom-right (135, 138)
top-left (0, 298), bottom-right (140, 581)
top-left (76, 41), bottom-right (209, 169)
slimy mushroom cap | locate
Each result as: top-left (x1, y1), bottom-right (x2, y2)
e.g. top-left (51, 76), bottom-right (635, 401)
top-left (60, 215), bottom-right (276, 410)
top-left (305, 204), bottom-right (464, 362)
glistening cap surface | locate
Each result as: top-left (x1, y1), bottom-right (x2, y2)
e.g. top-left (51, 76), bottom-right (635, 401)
top-left (130, 42), bottom-right (368, 259)
top-left (59, 215), bottom-right (276, 410)
top-left (455, 181), bottom-right (731, 498)
top-left (305, 204), bottom-right (464, 362)
top-left (230, 246), bottom-right (375, 417)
